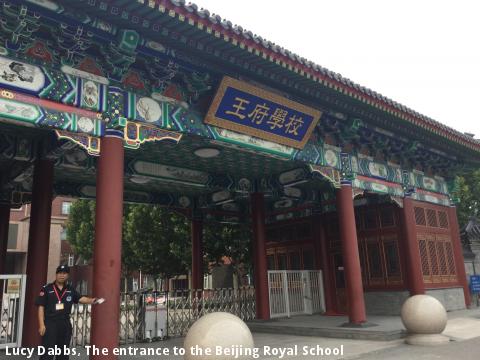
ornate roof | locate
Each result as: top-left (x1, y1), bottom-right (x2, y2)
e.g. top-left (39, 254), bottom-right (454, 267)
top-left (142, 0), bottom-right (480, 152)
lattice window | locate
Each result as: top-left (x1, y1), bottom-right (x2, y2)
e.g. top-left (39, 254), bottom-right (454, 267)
top-left (358, 240), bottom-right (368, 282)
top-left (366, 241), bottom-right (384, 280)
top-left (418, 239), bottom-right (430, 276)
top-left (438, 211), bottom-right (449, 229)
top-left (415, 207), bottom-right (426, 226)
top-left (427, 239), bottom-right (439, 275)
top-left (426, 209), bottom-right (438, 227)
top-left (384, 240), bottom-right (401, 277)
top-left (445, 242), bottom-right (456, 275)
top-left (436, 241), bottom-right (448, 275)
top-left (414, 202), bottom-right (458, 284)
top-left (380, 207), bottom-right (395, 228)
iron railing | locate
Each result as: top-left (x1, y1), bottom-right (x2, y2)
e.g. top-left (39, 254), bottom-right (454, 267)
top-left (70, 286), bottom-right (255, 346)
top-left (167, 287), bottom-right (256, 337)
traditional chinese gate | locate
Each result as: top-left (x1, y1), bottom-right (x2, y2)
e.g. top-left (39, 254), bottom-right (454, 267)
top-left (268, 270), bottom-right (325, 318)
top-left (0, 275), bottom-right (26, 348)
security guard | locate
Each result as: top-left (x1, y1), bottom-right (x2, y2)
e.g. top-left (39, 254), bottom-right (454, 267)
top-left (35, 265), bottom-right (103, 359)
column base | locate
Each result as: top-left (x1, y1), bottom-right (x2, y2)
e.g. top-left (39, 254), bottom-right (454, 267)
top-left (340, 321), bottom-right (378, 328)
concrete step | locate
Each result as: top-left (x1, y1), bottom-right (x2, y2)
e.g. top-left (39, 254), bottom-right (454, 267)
top-left (248, 323), bottom-right (407, 341)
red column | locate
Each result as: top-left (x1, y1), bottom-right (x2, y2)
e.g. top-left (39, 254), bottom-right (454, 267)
top-left (250, 192), bottom-right (270, 320)
top-left (90, 133), bottom-right (124, 359)
top-left (313, 215), bottom-right (337, 315)
top-left (0, 203), bottom-right (10, 274)
top-left (336, 182), bottom-right (366, 324)
top-left (401, 196), bottom-right (425, 295)
top-left (191, 216), bottom-right (203, 290)
top-left (22, 159), bottom-right (54, 347)
top-left (448, 205), bottom-right (471, 307)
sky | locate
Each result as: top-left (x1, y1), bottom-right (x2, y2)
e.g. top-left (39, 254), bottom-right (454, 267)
top-left (194, 0), bottom-right (480, 138)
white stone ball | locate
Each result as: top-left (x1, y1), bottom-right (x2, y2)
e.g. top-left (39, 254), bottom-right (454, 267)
top-left (401, 295), bottom-right (448, 334)
top-left (184, 312), bottom-right (255, 360)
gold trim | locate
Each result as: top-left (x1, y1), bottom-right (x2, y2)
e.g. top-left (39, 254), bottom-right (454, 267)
top-left (205, 76), bottom-right (321, 149)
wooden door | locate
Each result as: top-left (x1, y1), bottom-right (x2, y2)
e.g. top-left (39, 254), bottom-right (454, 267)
top-left (332, 253), bottom-right (347, 314)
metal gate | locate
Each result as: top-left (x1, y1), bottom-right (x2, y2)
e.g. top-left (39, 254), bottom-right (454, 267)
top-left (268, 270), bottom-right (325, 318)
top-left (0, 275), bottom-right (26, 348)
top-left (70, 287), bottom-right (256, 344)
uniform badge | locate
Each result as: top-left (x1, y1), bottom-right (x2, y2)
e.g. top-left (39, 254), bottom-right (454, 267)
top-left (66, 296), bottom-right (72, 302)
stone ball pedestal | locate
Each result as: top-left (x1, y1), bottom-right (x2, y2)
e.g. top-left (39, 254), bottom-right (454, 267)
top-left (401, 294), bottom-right (450, 345)
top-left (184, 312), bottom-right (255, 360)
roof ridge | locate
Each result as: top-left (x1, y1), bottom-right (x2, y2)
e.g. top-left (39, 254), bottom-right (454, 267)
top-left (152, 0), bottom-right (479, 150)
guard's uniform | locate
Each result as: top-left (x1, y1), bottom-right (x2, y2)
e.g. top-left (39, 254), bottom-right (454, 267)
top-left (35, 282), bottom-right (81, 360)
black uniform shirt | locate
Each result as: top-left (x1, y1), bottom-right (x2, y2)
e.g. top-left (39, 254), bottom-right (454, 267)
top-left (35, 283), bottom-right (82, 320)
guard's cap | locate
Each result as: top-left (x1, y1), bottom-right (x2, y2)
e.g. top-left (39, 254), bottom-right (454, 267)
top-left (56, 265), bottom-right (70, 274)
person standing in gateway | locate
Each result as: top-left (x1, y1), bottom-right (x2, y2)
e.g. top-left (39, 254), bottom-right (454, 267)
top-left (35, 265), bottom-right (104, 359)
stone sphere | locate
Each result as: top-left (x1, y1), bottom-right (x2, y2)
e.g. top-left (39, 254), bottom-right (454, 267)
top-left (401, 295), bottom-right (448, 334)
top-left (184, 312), bottom-right (255, 360)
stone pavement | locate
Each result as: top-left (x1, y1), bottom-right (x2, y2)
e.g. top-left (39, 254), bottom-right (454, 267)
top-left (1, 307), bottom-right (479, 359)
top-left (248, 306), bottom-right (480, 341)
top-left (351, 336), bottom-right (480, 360)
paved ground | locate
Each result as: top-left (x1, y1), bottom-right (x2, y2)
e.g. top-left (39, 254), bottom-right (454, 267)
top-left (1, 307), bottom-right (479, 359)
top-left (0, 334), bottom-right (403, 359)
top-left (351, 336), bottom-right (480, 360)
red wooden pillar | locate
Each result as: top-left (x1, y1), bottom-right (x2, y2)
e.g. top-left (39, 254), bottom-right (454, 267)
top-left (22, 159), bottom-right (54, 347)
top-left (448, 205), bottom-right (471, 307)
top-left (401, 196), bottom-right (425, 295)
top-left (313, 215), bottom-right (337, 315)
top-left (336, 182), bottom-right (366, 324)
top-left (191, 215), bottom-right (203, 290)
top-left (0, 203), bottom-right (10, 274)
top-left (250, 192), bottom-right (270, 320)
top-left (90, 133), bottom-right (124, 359)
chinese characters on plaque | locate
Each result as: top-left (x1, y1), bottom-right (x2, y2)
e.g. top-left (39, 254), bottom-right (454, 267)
top-left (205, 77), bottom-right (321, 149)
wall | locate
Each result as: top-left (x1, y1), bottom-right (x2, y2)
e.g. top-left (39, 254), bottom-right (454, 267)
top-left (364, 290), bottom-right (410, 315)
top-left (5, 197), bottom-right (72, 275)
top-left (47, 222), bottom-right (63, 281)
top-left (426, 287), bottom-right (466, 311)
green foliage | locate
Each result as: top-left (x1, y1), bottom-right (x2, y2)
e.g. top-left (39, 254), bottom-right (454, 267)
top-left (123, 205), bottom-right (190, 279)
top-left (452, 169), bottom-right (480, 226)
top-left (65, 199), bottom-right (95, 261)
top-left (66, 200), bottom-right (252, 283)
top-left (203, 221), bottom-right (252, 275)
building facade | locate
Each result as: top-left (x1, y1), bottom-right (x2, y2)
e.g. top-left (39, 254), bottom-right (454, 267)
top-left (3, 197), bottom-right (73, 280)
top-left (0, 0), bottom-right (478, 353)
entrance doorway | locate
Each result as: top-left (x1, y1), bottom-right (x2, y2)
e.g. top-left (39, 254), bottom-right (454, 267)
top-left (332, 253), bottom-right (347, 314)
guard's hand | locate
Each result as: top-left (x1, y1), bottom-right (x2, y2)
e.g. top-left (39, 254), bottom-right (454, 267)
top-left (39, 325), bottom-right (46, 336)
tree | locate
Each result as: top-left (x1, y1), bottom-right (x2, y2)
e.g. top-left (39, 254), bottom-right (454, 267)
top-left (65, 199), bottom-right (95, 261)
top-left (123, 204), bottom-right (190, 289)
top-left (451, 169), bottom-right (480, 226)
top-left (203, 221), bottom-right (252, 284)
top-left (67, 200), bottom-right (252, 289)
top-left (66, 200), bottom-right (139, 289)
